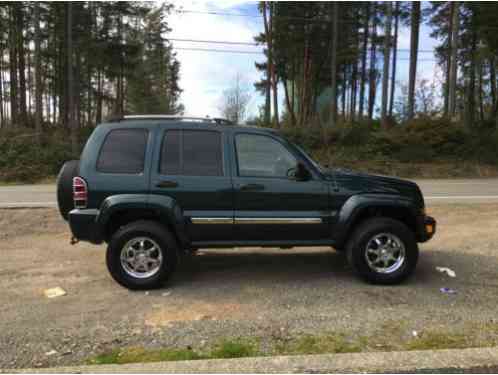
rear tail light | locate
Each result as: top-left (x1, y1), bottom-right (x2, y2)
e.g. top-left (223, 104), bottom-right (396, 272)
top-left (73, 176), bottom-right (88, 209)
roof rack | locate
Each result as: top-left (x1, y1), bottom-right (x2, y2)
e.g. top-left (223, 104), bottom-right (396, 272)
top-left (107, 114), bottom-right (234, 125)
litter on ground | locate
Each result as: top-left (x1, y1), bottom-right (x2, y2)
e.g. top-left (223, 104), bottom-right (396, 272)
top-left (43, 287), bottom-right (67, 299)
top-left (436, 266), bottom-right (456, 278)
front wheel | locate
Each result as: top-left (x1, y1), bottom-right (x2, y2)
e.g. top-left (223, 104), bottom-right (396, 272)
top-left (106, 220), bottom-right (178, 290)
top-left (346, 218), bottom-right (418, 285)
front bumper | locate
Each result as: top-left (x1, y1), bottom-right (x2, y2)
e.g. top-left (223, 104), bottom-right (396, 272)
top-left (416, 215), bottom-right (436, 242)
top-left (68, 209), bottom-right (103, 244)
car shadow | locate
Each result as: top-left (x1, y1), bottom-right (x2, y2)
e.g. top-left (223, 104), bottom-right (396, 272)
top-left (170, 246), bottom-right (498, 290)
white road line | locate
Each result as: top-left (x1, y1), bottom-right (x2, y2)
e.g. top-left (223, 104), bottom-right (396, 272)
top-left (0, 202), bottom-right (57, 208)
top-left (426, 195), bottom-right (498, 200)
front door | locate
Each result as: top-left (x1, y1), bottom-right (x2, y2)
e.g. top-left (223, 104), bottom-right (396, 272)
top-left (150, 127), bottom-right (233, 242)
top-left (231, 132), bottom-right (330, 241)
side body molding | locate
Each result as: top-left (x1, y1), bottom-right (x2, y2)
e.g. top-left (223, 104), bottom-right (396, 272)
top-left (96, 194), bottom-right (189, 248)
top-left (333, 193), bottom-right (420, 248)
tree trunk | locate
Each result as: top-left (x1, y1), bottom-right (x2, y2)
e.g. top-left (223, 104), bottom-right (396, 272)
top-left (34, 2), bottom-right (42, 144)
top-left (388, 1), bottom-right (399, 118)
top-left (283, 78), bottom-right (296, 126)
top-left (448, 2), bottom-right (459, 119)
top-left (464, 26), bottom-right (477, 128)
top-left (359, 4), bottom-right (370, 120)
top-left (9, 5), bottom-right (19, 126)
top-left (0, 47), bottom-right (4, 127)
top-left (96, 68), bottom-right (103, 124)
top-left (67, 3), bottom-right (78, 155)
top-left (407, 1), bottom-right (420, 121)
top-left (478, 62), bottom-right (484, 122)
top-left (444, 4), bottom-right (454, 117)
top-left (330, 2), bottom-right (339, 127)
top-left (368, 9), bottom-right (377, 121)
top-left (15, 4), bottom-right (28, 126)
top-left (268, 4), bottom-right (279, 127)
top-left (489, 58), bottom-right (496, 122)
top-left (380, 2), bottom-right (392, 128)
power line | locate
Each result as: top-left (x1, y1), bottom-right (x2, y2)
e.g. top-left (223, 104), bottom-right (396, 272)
top-left (169, 38), bottom-right (258, 46)
top-left (172, 46), bottom-right (438, 61)
top-left (168, 37), bottom-right (435, 53)
top-left (173, 47), bottom-right (263, 55)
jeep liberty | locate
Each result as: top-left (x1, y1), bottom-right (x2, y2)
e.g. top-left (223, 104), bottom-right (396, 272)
top-left (57, 115), bottom-right (436, 289)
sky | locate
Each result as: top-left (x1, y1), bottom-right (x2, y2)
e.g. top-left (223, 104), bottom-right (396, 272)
top-left (166, 1), bottom-right (442, 119)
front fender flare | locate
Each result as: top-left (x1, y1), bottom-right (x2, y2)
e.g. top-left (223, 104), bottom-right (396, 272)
top-left (334, 193), bottom-right (419, 248)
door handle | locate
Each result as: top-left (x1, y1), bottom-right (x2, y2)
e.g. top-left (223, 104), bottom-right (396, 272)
top-left (239, 183), bottom-right (264, 191)
top-left (156, 180), bottom-right (178, 188)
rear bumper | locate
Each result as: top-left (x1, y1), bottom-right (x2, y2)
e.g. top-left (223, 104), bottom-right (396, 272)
top-left (68, 209), bottom-right (103, 244)
top-left (416, 215), bottom-right (436, 242)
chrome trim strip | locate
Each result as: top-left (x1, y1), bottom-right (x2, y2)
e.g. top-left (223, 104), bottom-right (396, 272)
top-left (191, 217), bottom-right (234, 225)
top-left (234, 217), bottom-right (323, 225)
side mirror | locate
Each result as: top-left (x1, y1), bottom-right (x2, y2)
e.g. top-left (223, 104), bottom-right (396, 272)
top-left (288, 162), bottom-right (311, 181)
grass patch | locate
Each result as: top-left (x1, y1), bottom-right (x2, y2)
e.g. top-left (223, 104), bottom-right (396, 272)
top-left (404, 331), bottom-right (470, 351)
top-left (210, 339), bottom-right (258, 359)
top-left (86, 323), bottom-right (498, 366)
top-left (89, 347), bottom-right (203, 365)
top-left (275, 333), bottom-right (363, 355)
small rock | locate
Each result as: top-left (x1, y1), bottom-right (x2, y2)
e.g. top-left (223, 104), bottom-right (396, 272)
top-left (412, 330), bottom-right (418, 337)
top-left (145, 291), bottom-right (150, 296)
top-left (162, 292), bottom-right (171, 297)
top-left (45, 350), bottom-right (58, 356)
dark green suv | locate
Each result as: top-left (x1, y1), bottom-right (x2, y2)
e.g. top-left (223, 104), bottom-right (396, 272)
top-left (57, 115), bottom-right (436, 289)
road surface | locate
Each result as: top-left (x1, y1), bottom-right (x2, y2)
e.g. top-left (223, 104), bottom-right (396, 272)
top-left (0, 179), bottom-right (498, 208)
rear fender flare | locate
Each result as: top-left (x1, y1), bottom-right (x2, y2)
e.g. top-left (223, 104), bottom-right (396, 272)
top-left (96, 194), bottom-right (189, 248)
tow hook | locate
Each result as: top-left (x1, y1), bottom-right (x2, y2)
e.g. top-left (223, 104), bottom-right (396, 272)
top-left (70, 236), bottom-right (79, 245)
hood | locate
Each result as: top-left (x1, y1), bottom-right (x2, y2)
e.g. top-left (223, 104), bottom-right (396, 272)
top-left (327, 168), bottom-right (425, 207)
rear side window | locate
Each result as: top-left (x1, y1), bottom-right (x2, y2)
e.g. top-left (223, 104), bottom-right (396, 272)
top-left (97, 129), bottom-right (148, 174)
top-left (160, 130), bottom-right (223, 176)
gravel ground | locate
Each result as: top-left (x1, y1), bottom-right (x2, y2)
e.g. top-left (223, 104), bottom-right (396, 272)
top-left (1, 204), bottom-right (498, 369)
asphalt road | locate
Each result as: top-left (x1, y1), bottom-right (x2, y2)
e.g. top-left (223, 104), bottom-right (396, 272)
top-left (1, 179), bottom-right (498, 208)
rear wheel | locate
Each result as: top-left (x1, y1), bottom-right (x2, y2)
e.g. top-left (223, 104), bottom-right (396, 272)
top-left (346, 218), bottom-right (418, 285)
top-left (106, 220), bottom-right (178, 290)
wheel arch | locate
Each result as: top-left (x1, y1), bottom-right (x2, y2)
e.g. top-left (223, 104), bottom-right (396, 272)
top-left (97, 194), bottom-right (190, 250)
top-left (334, 194), bottom-right (420, 249)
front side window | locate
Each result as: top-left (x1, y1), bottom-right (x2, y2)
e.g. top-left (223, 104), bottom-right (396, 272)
top-left (160, 130), bottom-right (223, 176)
top-left (236, 134), bottom-right (297, 178)
top-left (97, 129), bottom-right (148, 174)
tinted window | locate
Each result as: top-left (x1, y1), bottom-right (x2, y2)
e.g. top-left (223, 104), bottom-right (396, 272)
top-left (160, 130), bottom-right (181, 175)
top-left (160, 130), bottom-right (223, 176)
top-left (236, 134), bottom-right (297, 178)
top-left (97, 129), bottom-right (147, 174)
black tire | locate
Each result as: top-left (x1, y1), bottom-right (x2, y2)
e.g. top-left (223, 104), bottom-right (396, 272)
top-left (56, 160), bottom-right (79, 221)
top-left (106, 220), bottom-right (178, 290)
top-left (346, 217), bottom-right (418, 285)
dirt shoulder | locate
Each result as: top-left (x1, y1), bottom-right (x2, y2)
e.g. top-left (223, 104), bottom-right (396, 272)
top-left (1, 204), bottom-right (498, 369)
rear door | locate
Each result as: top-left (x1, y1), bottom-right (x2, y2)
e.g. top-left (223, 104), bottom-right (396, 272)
top-left (150, 127), bottom-right (233, 242)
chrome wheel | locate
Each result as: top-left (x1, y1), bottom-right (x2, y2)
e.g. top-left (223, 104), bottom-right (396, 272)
top-left (365, 233), bottom-right (406, 274)
top-left (120, 237), bottom-right (163, 279)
